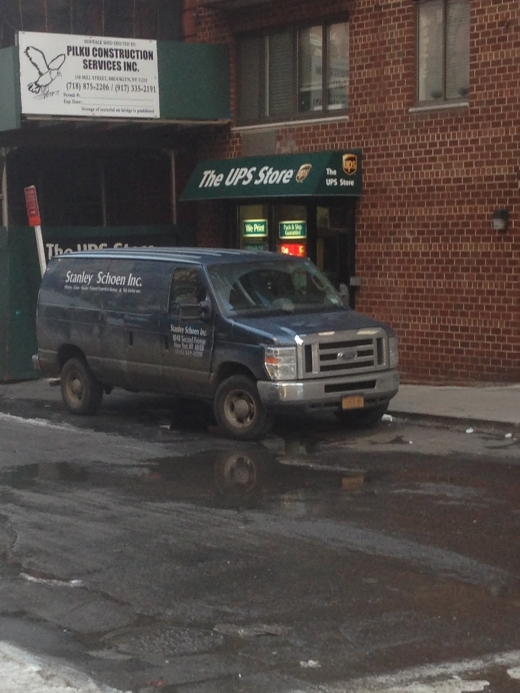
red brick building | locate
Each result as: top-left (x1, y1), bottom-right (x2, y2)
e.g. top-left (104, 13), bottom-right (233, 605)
top-left (179, 0), bottom-right (519, 384)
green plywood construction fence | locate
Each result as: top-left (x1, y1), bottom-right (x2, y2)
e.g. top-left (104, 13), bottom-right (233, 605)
top-left (0, 226), bottom-right (41, 381)
top-left (0, 230), bottom-right (8, 379)
top-left (0, 224), bottom-right (194, 381)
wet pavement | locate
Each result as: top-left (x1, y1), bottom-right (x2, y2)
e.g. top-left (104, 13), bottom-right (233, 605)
top-left (0, 385), bottom-right (520, 691)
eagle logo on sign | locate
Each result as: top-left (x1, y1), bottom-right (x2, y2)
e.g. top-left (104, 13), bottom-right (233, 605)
top-left (24, 46), bottom-right (66, 96)
top-left (342, 153), bottom-right (358, 176)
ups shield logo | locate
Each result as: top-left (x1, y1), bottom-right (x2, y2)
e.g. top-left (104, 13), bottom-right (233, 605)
top-left (296, 163), bottom-right (312, 183)
top-left (342, 153), bottom-right (358, 176)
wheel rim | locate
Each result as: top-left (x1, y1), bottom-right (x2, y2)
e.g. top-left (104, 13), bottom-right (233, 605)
top-left (65, 370), bottom-right (84, 404)
top-left (223, 389), bottom-right (256, 429)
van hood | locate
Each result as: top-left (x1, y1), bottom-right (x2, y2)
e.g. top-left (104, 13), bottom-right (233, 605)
top-left (229, 308), bottom-right (394, 344)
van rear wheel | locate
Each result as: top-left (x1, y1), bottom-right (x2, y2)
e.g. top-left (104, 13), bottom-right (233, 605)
top-left (61, 357), bottom-right (103, 415)
top-left (214, 375), bottom-right (271, 441)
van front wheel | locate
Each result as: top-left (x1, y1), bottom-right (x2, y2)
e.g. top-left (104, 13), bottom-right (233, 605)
top-left (61, 357), bottom-right (103, 415)
top-left (214, 375), bottom-right (271, 441)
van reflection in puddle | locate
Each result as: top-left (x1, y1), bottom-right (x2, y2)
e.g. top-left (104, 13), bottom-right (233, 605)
top-left (212, 444), bottom-right (364, 510)
top-left (214, 445), bottom-right (277, 508)
top-left (144, 443), bottom-right (366, 510)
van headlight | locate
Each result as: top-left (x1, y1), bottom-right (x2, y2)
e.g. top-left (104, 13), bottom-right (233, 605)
top-left (264, 347), bottom-right (297, 381)
top-left (389, 336), bottom-right (398, 368)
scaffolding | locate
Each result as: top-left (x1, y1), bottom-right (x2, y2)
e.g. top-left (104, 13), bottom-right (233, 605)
top-left (0, 0), bottom-right (181, 48)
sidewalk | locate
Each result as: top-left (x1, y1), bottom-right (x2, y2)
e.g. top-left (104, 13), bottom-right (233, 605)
top-left (389, 383), bottom-right (520, 427)
top-left (1, 378), bottom-right (520, 428)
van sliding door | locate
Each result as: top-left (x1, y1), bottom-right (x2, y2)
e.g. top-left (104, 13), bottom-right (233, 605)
top-left (162, 265), bottom-right (215, 397)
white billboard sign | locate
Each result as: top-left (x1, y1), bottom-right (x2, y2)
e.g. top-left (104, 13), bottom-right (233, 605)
top-left (19, 31), bottom-right (160, 119)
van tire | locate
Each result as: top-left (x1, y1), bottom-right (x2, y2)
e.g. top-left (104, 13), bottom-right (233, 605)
top-left (336, 402), bottom-right (389, 429)
top-left (214, 375), bottom-right (271, 441)
top-left (60, 357), bottom-right (103, 415)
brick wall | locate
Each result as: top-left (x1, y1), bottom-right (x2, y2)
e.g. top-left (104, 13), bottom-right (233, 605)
top-left (183, 0), bottom-right (520, 384)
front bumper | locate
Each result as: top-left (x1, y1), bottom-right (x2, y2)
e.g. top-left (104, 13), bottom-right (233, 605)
top-left (257, 369), bottom-right (399, 411)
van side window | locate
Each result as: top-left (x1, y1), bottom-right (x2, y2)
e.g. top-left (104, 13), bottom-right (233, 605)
top-left (169, 267), bottom-right (206, 314)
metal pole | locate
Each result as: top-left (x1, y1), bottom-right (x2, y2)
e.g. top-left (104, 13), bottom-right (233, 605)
top-left (34, 224), bottom-right (46, 277)
top-left (100, 160), bottom-right (107, 227)
top-left (170, 150), bottom-right (178, 225)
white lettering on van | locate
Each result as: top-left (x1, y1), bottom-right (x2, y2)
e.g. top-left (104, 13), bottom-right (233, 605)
top-left (96, 271), bottom-right (127, 286)
top-left (128, 273), bottom-right (142, 287)
top-left (93, 271), bottom-right (143, 288)
top-left (65, 270), bottom-right (94, 285)
top-left (169, 323), bottom-right (207, 357)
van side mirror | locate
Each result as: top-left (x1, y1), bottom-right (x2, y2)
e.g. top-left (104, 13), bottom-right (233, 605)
top-left (199, 296), bottom-right (212, 318)
top-left (339, 283), bottom-right (350, 306)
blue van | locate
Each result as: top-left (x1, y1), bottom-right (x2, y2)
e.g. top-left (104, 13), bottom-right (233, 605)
top-left (33, 248), bottom-right (399, 440)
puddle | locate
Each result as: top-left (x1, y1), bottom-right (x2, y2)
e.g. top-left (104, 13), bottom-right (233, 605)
top-left (390, 482), bottom-right (482, 501)
top-left (148, 446), bottom-right (368, 509)
top-left (0, 462), bottom-right (89, 488)
top-left (0, 444), bottom-right (369, 511)
top-left (283, 437), bottom-right (320, 455)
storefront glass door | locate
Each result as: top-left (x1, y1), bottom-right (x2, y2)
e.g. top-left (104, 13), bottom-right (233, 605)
top-left (236, 200), bottom-right (355, 299)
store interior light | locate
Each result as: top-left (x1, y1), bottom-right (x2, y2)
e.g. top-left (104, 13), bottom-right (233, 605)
top-left (279, 243), bottom-right (307, 257)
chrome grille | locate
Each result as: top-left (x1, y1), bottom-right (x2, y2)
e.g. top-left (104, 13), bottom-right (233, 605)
top-left (297, 329), bottom-right (388, 379)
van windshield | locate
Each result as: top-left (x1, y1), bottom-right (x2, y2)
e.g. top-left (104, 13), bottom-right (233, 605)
top-left (207, 258), bottom-right (345, 315)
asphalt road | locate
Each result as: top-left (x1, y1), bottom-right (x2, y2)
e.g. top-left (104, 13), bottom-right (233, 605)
top-left (0, 386), bottom-right (520, 692)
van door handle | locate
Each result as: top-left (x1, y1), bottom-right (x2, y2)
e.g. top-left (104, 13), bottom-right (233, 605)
top-left (128, 331), bottom-right (133, 346)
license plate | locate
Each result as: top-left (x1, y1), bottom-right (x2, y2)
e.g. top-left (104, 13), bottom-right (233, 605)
top-left (341, 395), bottom-right (365, 410)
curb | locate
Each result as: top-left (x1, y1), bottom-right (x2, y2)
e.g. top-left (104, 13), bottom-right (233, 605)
top-left (388, 409), bottom-right (520, 432)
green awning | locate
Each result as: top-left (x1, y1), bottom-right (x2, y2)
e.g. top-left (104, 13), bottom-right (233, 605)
top-left (180, 150), bottom-right (362, 201)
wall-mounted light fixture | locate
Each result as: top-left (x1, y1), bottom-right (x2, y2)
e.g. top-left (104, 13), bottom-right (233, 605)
top-left (492, 208), bottom-right (509, 232)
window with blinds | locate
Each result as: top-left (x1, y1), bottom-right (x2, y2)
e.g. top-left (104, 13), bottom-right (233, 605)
top-left (416, 0), bottom-right (469, 104)
top-left (236, 20), bottom-right (348, 125)
top-left (237, 36), bottom-right (262, 123)
top-left (268, 32), bottom-right (293, 117)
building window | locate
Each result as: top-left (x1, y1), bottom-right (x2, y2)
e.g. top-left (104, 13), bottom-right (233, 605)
top-left (237, 21), bottom-right (349, 125)
top-left (417, 0), bottom-right (469, 104)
